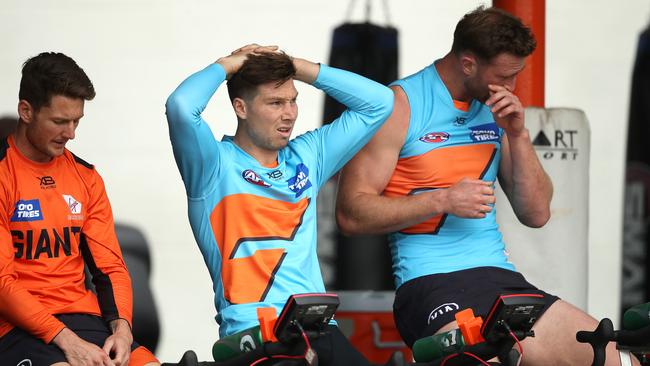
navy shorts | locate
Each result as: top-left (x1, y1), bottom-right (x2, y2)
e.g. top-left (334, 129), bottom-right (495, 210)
top-left (393, 266), bottom-right (560, 347)
top-left (0, 313), bottom-right (150, 366)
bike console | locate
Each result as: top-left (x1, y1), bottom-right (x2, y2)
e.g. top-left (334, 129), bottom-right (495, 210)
top-left (273, 293), bottom-right (340, 343)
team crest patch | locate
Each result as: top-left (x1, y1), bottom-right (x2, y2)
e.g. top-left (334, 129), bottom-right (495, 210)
top-left (287, 163), bottom-right (312, 198)
top-left (242, 169), bottom-right (271, 188)
top-left (469, 123), bottom-right (500, 142)
top-left (11, 199), bottom-right (43, 222)
top-left (419, 132), bottom-right (450, 143)
top-left (62, 195), bottom-right (82, 214)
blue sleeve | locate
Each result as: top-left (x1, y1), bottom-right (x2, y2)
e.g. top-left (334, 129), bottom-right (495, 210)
top-left (295, 64), bottom-right (394, 187)
top-left (165, 63), bottom-right (228, 198)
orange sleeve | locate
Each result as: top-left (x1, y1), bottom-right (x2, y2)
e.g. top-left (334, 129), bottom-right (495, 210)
top-left (79, 169), bottom-right (133, 326)
top-left (0, 175), bottom-right (65, 343)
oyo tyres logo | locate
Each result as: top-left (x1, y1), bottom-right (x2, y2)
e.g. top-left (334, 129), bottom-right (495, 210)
top-left (11, 199), bottom-right (43, 222)
top-left (287, 163), bottom-right (312, 198)
top-left (419, 132), bottom-right (450, 143)
top-left (242, 170), bottom-right (271, 188)
top-left (469, 123), bottom-right (500, 142)
top-left (428, 302), bottom-right (460, 324)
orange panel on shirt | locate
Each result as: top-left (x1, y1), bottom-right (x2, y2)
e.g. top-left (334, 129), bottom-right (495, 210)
top-left (210, 194), bottom-right (309, 304)
top-left (384, 144), bottom-right (496, 234)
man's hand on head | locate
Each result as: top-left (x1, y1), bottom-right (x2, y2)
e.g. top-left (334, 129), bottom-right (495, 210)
top-left (216, 44), bottom-right (280, 78)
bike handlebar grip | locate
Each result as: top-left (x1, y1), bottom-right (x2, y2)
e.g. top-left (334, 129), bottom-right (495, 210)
top-left (623, 302), bottom-right (650, 330)
top-left (412, 329), bottom-right (465, 362)
top-left (212, 326), bottom-right (264, 362)
top-left (576, 318), bottom-right (614, 366)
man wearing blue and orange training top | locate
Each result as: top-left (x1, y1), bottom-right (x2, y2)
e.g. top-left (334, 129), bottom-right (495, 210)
top-left (0, 53), bottom-right (159, 366)
top-left (337, 6), bottom-right (639, 366)
top-left (165, 44), bottom-right (393, 365)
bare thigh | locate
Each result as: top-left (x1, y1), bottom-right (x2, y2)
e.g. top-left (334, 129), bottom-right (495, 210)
top-left (520, 300), bottom-right (639, 366)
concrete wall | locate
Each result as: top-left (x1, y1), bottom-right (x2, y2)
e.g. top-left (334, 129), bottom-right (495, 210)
top-left (1, 0), bottom-right (648, 361)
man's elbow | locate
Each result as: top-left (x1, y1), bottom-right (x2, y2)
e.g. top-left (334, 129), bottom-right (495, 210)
top-left (380, 91), bottom-right (395, 117)
top-left (335, 209), bottom-right (364, 236)
top-left (165, 92), bottom-right (182, 117)
top-left (519, 208), bottom-right (551, 228)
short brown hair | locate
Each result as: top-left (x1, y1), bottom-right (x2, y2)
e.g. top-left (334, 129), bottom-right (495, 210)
top-left (19, 52), bottom-right (95, 111)
top-left (451, 6), bottom-right (536, 61)
top-left (227, 52), bottom-right (296, 102)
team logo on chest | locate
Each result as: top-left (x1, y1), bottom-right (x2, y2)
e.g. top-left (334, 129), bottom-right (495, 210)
top-left (242, 169), bottom-right (272, 188)
top-left (287, 163), bottom-right (312, 198)
top-left (38, 176), bottom-right (56, 189)
top-left (419, 132), bottom-right (450, 143)
top-left (454, 116), bottom-right (468, 126)
top-left (266, 169), bottom-right (284, 181)
top-left (11, 199), bottom-right (43, 222)
top-left (62, 195), bottom-right (82, 214)
top-left (469, 123), bottom-right (500, 142)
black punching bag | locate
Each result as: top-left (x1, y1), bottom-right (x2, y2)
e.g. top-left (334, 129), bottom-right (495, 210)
top-left (622, 24), bottom-right (650, 319)
top-left (318, 18), bottom-right (398, 291)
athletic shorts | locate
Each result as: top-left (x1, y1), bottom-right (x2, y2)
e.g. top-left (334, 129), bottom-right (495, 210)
top-left (393, 266), bottom-right (560, 348)
top-left (0, 313), bottom-right (158, 366)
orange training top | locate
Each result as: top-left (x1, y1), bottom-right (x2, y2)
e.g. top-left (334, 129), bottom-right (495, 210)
top-left (0, 136), bottom-right (133, 343)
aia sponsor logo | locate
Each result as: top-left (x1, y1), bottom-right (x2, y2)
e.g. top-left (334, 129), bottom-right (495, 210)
top-left (287, 163), bottom-right (312, 198)
top-left (427, 302), bottom-right (460, 324)
top-left (11, 199), bottom-right (43, 222)
top-left (469, 123), bottom-right (500, 142)
top-left (419, 132), bottom-right (449, 143)
top-left (39, 176), bottom-right (56, 189)
top-left (242, 169), bottom-right (271, 188)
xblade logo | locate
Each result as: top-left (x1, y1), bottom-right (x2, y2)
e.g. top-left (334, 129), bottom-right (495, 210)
top-left (242, 170), bottom-right (271, 188)
top-left (11, 200), bottom-right (43, 222)
top-left (266, 170), bottom-right (284, 181)
top-left (39, 176), bottom-right (56, 189)
top-left (419, 132), bottom-right (449, 143)
top-left (287, 163), bottom-right (312, 198)
top-left (454, 117), bottom-right (468, 126)
top-left (532, 130), bottom-right (579, 161)
top-left (469, 123), bottom-right (500, 142)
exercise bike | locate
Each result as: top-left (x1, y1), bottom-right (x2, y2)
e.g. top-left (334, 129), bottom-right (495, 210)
top-left (577, 302), bottom-right (650, 366)
top-left (164, 293), bottom-right (546, 366)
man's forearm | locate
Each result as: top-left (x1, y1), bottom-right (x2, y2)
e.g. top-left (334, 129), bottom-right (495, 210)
top-left (109, 318), bottom-right (133, 342)
top-left (506, 130), bottom-right (553, 227)
top-left (293, 58), bottom-right (319, 84)
top-left (337, 190), bottom-right (446, 235)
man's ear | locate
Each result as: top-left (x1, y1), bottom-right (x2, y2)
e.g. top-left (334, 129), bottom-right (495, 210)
top-left (460, 53), bottom-right (478, 77)
top-left (233, 98), bottom-right (247, 120)
top-left (17, 100), bottom-right (34, 124)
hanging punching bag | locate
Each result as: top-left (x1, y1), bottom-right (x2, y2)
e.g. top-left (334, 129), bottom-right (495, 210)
top-left (622, 24), bottom-right (650, 320)
top-left (317, 8), bottom-right (398, 291)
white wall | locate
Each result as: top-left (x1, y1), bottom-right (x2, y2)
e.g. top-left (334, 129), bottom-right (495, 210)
top-left (1, 0), bottom-right (648, 361)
